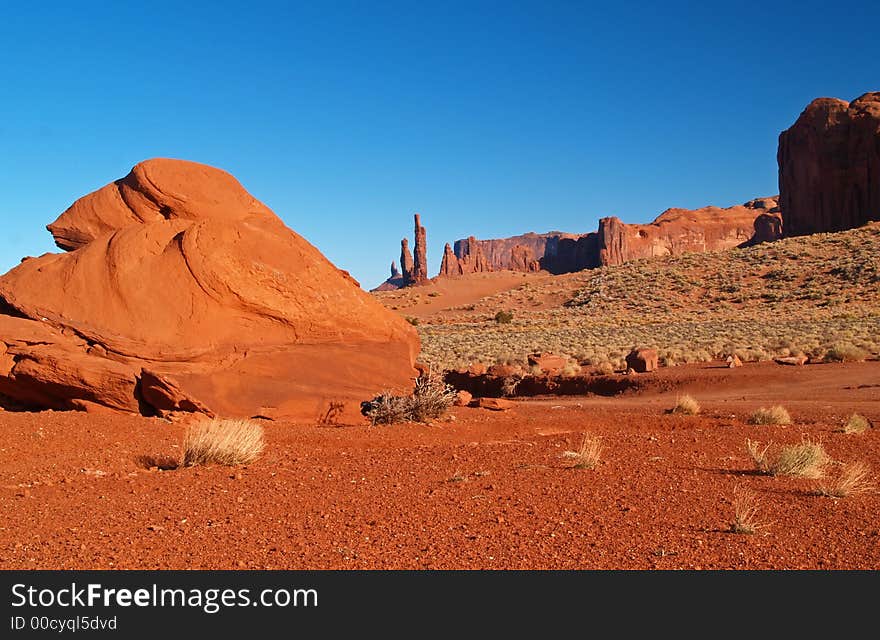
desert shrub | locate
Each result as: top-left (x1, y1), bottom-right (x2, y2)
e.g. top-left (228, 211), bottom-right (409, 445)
top-left (494, 310), bottom-right (514, 324)
top-left (500, 375), bottom-right (522, 397)
top-left (409, 375), bottom-right (457, 422)
top-left (823, 343), bottom-right (867, 363)
top-left (561, 362), bottom-right (581, 377)
top-left (594, 361), bottom-right (615, 376)
top-left (815, 462), bottom-right (875, 498)
top-left (183, 418), bottom-right (265, 467)
top-left (745, 438), bottom-right (829, 478)
top-left (770, 439), bottom-right (829, 478)
top-left (362, 376), bottom-right (455, 425)
top-left (406, 316), bottom-right (420, 326)
top-left (671, 394), bottom-right (700, 416)
top-left (749, 405), bottom-right (792, 425)
top-left (562, 433), bottom-right (603, 469)
top-left (362, 393), bottom-right (412, 425)
top-left (730, 485), bottom-right (769, 534)
top-left (842, 413), bottom-right (871, 434)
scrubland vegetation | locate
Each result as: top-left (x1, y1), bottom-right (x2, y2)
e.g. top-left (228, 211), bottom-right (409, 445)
top-left (391, 224), bottom-right (880, 372)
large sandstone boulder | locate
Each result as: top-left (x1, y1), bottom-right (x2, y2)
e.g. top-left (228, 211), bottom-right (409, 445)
top-left (778, 93), bottom-right (880, 236)
top-left (0, 158), bottom-right (420, 423)
top-left (625, 348), bottom-right (658, 373)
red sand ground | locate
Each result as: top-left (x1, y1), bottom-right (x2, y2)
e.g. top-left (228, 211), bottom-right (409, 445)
top-left (1, 360), bottom-right (878, 570)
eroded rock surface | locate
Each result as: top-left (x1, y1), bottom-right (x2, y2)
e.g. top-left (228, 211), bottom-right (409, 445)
top-left (0, 159), bottom-right (420, 422)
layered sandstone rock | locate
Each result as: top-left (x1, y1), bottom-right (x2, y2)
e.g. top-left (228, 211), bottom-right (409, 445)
top-left (597, 199), bottom-right (778, 267)
top-left (441, 236), bottom-right (490, 276)
top-left (438, 198), bottom-right (776, 276)
top-left (0, 159), bottom-right (420, 422)
top-left (778, 93), bottom-right (880, 236)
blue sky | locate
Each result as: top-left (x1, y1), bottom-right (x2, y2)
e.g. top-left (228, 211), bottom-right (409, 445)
top-left (1, 1), bottom-right (878, 290)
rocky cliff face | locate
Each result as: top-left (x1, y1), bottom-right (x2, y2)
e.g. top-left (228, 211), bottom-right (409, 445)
top-left (437, 198), bottom-right (776, 276)
top-left (596, 199), bottom-right (777, 266)
top-left (778, 92), bottom-right (880, 236)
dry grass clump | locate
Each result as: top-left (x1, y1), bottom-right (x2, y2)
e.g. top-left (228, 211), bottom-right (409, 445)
top-left (815, 462), bottom-right (875, 498)
top-left (749, 405), bottom-right (792, 426)
top-left (183, 418), bottom-right (265, 467)
top-left (729, 485), bottom-right (770, 534)
top-left (593, 361), bottom-right (615, 376)
top-left (746, 438), bottom-right (829, 478)
top-left (745, 439), bottom-right (772, 473)
top-left (562, 433), bottom-right (603, 470)
top-left (842, 413), bottom-right (872, 434)
top-left (771, 439), bottom-right (830, 478)
top-left (363, 376), bottom-right (456, 425)
top-left (670, 394), bottom-right (700, 415)
top-left (823, 343), bottom-right (868, 363)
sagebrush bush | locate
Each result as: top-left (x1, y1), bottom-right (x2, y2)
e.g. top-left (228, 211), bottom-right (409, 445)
top-left (183, 418), bottom-right (265, 467)
top-left (363, 376), bottom-right (456, 425)
top-left (749, 405), bottom-right (792, 425)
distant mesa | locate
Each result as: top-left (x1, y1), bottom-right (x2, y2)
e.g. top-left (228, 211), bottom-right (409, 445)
top-left (374, 197), bottom-right (781, 289)
top-left (778, 92), bottom-right (880, 236)
top-left (373, 91), bottom-right (880, 289)
top-left (0, 158), bottom-right (420, 422)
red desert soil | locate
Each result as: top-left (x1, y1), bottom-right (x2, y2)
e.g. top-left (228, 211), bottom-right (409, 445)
top-left (1, 360), bottom-right (878, 570)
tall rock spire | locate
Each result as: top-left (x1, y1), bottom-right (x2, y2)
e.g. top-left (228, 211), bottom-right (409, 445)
top-left (412, 213), bottom-right (428, 284)
top-left (400, 238), bottom-right (414, 284)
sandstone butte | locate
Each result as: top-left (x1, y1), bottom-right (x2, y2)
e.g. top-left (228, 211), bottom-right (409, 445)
top-left (438, 197), bottom-right (781, 277)
top-left (0, 159), bottom-right (420, 423)
top-left (374, 197), bottom-right (780, 290)
top-left (778, 92), bottom-right (880, 236)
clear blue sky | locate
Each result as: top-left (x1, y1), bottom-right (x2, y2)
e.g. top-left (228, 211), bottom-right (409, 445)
top-left (1, 1), bottom-right (878, 289)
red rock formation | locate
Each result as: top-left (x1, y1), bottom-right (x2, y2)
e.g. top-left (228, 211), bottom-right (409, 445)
top-left (509, 244), bottom-right (540, 272)
top-left (371, 260), bottom-right (405, 292)
top-left (0, 159), bottom-right (420, 423)
top-left (411, 213), bottom-right (428, 284)
top-left (436, 197), bottom-right (773, 277)
top-left (625, 348), bottom-right (658, 373)
top-left (750, 212), bottom-right (784, 245)
top-left (400, 238), bottom-right (414, 283)
top-left (439, 243), bottom-right (461, 276)
top-left (597, 199), bottom-right (776, 267)
top-left (450, 236), bottom-right (490, 275)
top-left (778, 93), bottom-right (880, 236)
